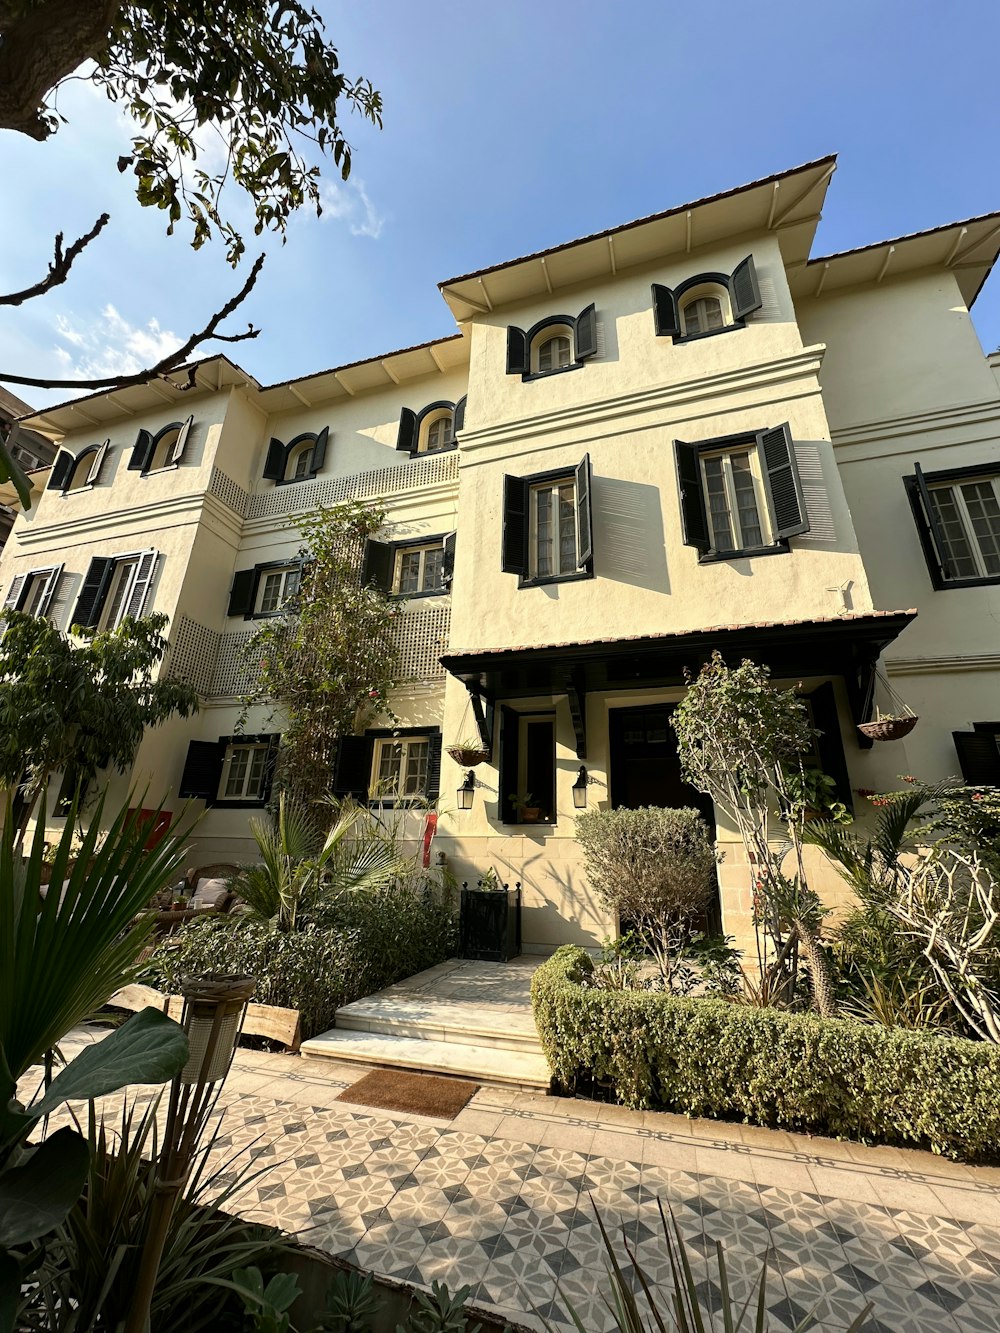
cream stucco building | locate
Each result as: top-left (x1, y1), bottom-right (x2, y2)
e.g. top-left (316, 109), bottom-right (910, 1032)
top-left (3, 155), bottom-right (1000, 954)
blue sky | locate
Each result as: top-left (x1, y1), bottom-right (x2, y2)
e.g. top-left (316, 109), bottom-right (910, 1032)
top-left (3, 1), bottom-right (1000, 408)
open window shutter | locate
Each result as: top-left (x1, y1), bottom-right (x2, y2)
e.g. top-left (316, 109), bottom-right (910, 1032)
top-left (227, 568), bottom-right (256, 617)
top-left (499, 706), bottom-right (520, 824)
top-left (178, 740), bottom-right (226, 800)
top-left (263, 438), bottom-right (286, 481)
top-left (167, 416), bottom-right (193, 466)
top-left (730, 255), bottom-right (763, 320)
top-left (807, 682), bottom-right (853, 813)
top-left (911, 462), bottom-right (953, 586)
top-left (86, 440), bottom-right (110, 486)
top-left (47, 452), bottom-right (74, 491)
top-left (575, 454), bottom-right (594, 567)
top-left (953, 732), bottom-right (1000, 785)
top-left (425, 731), bottom-right (443, 802)
top-left (506, 326), bottom-right (528, 376)
top-left (2, 574), bottom-right (27, 611)
top-left (442, 532), bottom-right (457, 587)
top-left (651, 284), bottom-right (680, 337)
top-left (470, 692), bottom-right (493, 754)
top-left (396, 408), bottom-right (418, 454)
top-left (261, 734), bottom-right (281, 803)
top-left (575, 303), bottom-right (598, 361)
top-left (310, 426), bottom-right (329, 473)
top-left (501, 475), bottom-right (529, 575)
top-left (361, 539), bottom-right (393, 591)
top-left (674, 440), bottom-right (710, 553)
top-left (73, 556), bottom-right (116, 628)
top-left (454, 395), bottom-right (467, 434)
top-left (123, 550), bottom-right (158, 620)
top-left (332, 735), bottom-right (373, 799)
top-left (128, 430), bottom-right (155, 472)
top-left (36, 564), bottom-right (64, 619)
top-left (759, 424), bottom-right (810, 539)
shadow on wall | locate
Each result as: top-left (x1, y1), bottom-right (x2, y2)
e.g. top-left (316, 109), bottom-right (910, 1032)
top-left (519, 851), bottom-right (609, 950)
top-left (594, 475), bottom-right (670, 593)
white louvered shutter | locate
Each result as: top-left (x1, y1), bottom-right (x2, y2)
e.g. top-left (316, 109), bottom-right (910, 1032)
top-left (123, 550), bottom-right (159, 620)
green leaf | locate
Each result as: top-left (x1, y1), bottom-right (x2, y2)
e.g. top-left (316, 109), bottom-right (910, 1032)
top-left (0, 1251), bottom-right (18, 1333)
top-left (0, 435), bottom-right (33, 512)
top-left (31, 1008), bottom-right (188, 1119)
top-left (0, 1126), bottom-right (89, 1246)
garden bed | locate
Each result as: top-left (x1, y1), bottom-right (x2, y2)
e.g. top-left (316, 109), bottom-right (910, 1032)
top-left (531, 946), bottom-right (1000, 1163)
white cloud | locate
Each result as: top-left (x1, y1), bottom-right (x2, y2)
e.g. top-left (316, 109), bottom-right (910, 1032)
top-left (53, 305), bottom-right (181, 379)
top-left (319, 178), bottom-right (386, 239)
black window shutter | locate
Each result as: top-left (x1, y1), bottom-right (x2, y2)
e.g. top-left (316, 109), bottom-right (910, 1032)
top-left (3, 574), bottom-right (26, 611)
top-left (506, 326), bottom-right (528, 376)
top-left (501, 475), bottom-right (529, 575)
top-left (953, 732), bottom-right (1000, 785)
top-left (178, 740), bottom-right (226, 800)
top-left (651, 284), bottom-right (680, 337)
top-left (228, 568), bottom-right (257, 617)
top-left (575, 454), bottom-right (594, 567)
top-left (442, 532), bottom-right (457, 587)
top-left (759, 424), bottom-right (810, 539)
top-left (425, 731), bottom-right (443, 802)
top-left (361, 539), bottom-right (393, 591)
top-left (396, 408), bottom-right (418, 454)
top-left (470, 693), bottom-right (493, 754)
top-left (730, 255), bottom-right (763, 320)
top-left (910, 462), bottom-right (953, 587)
top-left (128, 430), bottom-right (155, 472)
top-left (674, 440), bottom-right (710, 553)
top-left (48, 452), bottom-right (74, 491)
top-left (499, 706), bottom-right (520, 825)
top-left (310, 426), bottom-right (329, 474)
top-left (260, 734), bottom-right (281, 804)
top-left (86, 440), bottom-right (110, 486)
top-left (332, 735), bottom-right (373, 799)
top-left (575, 304), bottom-right (598, 361)
top-left (454, 395), bottom-right (467, 434)
top-left (73, 556), bottom-right (116, 628)
top-left (167, 415), bottom-right (194, 465)
top-left (808, 682), bottom-right (853, 813)
top-left (263, 438), bottom-right (286, 481)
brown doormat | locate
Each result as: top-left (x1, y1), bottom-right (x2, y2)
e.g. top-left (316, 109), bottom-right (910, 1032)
top-left (337, 1068), bottom-right (480, 1119)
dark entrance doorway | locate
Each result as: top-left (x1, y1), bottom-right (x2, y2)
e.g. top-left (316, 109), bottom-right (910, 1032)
top-left (608, 703), bottom-right (720, 930)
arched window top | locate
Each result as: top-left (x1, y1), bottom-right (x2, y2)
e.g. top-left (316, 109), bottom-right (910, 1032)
top-left (679, 282), bottom-right (731, 338)
top-left (652, 255), bottom-right (762, 343)
top-left (506, 304), bottom-right (597, 379)
top-left (262, 427), bottom-right (329, 484)
top-left (47, 439), bottom-right (109, 494)
top-left (396, 398), bottom-right (465, 457)
top-left (535, 330), bottom-right (572, 375)
top-left (423, 409), bottom-right (454, 454)
top-left (127, 416), bottom-right (194, 475)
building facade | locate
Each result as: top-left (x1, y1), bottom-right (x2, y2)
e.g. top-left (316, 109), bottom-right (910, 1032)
top-left (0, 386), bottom-right (56, 554)
top-left (3, 155), bottom-right (1000, 955)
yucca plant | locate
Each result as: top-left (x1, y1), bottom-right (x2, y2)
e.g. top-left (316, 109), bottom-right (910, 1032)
top-left (544, 1200), bottom-right (873, 1333)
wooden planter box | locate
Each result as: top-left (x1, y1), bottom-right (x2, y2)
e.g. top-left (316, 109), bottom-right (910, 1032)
top-left (459, 885), bottom-right (521, 963)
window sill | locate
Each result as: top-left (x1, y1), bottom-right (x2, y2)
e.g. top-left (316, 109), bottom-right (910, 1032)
top-left (409, 443), bottom-right (458, 459)
top-left (517, 568), bottom-right (594, 590)
top-left (209, 797), bottom-right (270, 809)
top-left (60, 484), bottom-right (95, 497)
top-left (521, 362), bottom-right (586, 383)
top-left (274, 473), bottom-right (320, 487)
top-left (501, 818), bottom-right (555, 827)
top-left (936, 574), bottom-right (1000, 590)
top-left (671, 321), bottom-right (745, 346)
top-left (141, 464), bottom-right (180, 477)
top-left (697, 541), bottom-right (790, 565)
top-left (390, 588), bottom-right (449, 601)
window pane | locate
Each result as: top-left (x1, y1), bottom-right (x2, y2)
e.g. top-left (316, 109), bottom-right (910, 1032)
top-left (423, 548), bottom-right (444, 590)
top-left (535, 487), bottom-right (554, 576)
top-left (292, 447), bottom-right (313, 478)
top-left (404, 741), bottom-right (429, 794)
top-left (960, 481), bottom-right (1000, 575)
top-left (246, 746), bottom-right (268, 798)
top-left (103, 561), bottom-right (136, 629)
top-left (398, 551), bottom-right (421, 594)
top-left (702, 456), bottom-right (735, 552)
top-left (683, 303), bottom-right (701, 335)
top-left (283, 567), bottom-right (300, 601)
top-left (427, 416), bottom-right (453, 452)
top-left (538, 336), bottom-right (570, 372)
top-left (225, 748), bottom-right (249, 797)
top-left (703, 298), bottom-right (724, 330)
top-left (558, 482), bottom-right (577, 574)
top-left (21, 577), bottom-right (46, 617)
top-left (259, 572), bottom-right (283, 613)
top-left (377, 742), bottom-right (403, 787)
top-left (731, 454), bottom-right (763, 548)
top-left (929, 488), bottom-right (979, 579)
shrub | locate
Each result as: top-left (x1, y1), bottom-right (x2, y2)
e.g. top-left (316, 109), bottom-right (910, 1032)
top-left (141, 878), bottom-right (457, 1039)
top-left (531, 946), bottom-right (1000, 1162)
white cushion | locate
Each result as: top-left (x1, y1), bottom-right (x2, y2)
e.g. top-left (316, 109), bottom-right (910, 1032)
top-left (190, 877), bottom-right (229, 909)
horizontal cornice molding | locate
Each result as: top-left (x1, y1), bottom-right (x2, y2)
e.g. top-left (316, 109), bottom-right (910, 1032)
top-left (887, 651), bottom-right (1000, 674)
top-left (830, 397), bottom-right (1000, 453)
top-left (13, 491), bottom-right (207, 548)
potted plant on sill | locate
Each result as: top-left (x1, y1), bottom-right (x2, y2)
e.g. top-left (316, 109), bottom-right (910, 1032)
top-left (446, 736), bottom-right (491, 766)
top-left (459, 868), bottom-right (522, 962)
top-left (509, 791), bottom-right (541, 823)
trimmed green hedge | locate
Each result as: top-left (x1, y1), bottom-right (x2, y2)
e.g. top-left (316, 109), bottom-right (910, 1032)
top-left (531, 946), bottom-right (1000, 1162)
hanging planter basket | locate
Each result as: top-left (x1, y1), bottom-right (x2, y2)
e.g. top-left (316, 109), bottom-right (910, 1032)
top-left (857, 668), bottom-right (918, 742)
top-left (447, 744), bottom-right (491, 767)
top-left (857, 715), bottom-right (919, 743)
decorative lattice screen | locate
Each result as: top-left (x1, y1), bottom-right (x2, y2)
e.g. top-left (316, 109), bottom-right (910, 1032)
top-left (395, 605), bottom-right (450, 682)
top-left (168, 615), bottom-right (221, 697)
top-left (211, 628), bottom-right (260, 699)
top-left (209, 468), bottom-right (250, 517)
top-left (245, 450), bottom-right (458, 521)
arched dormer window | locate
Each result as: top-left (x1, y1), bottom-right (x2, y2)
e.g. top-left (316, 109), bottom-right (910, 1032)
top-left (396, 396), bottom-right (466, 459)
top-left (262, 427), bottom-right (329, 484)
top-left (47, 439), bottom-right (110, 494)
top-left (505, 304), bottom-right (597, 380)
top-left (652, 255), bottom-right (762, 343)
top-left (127, 416), bottom-right (194, 474)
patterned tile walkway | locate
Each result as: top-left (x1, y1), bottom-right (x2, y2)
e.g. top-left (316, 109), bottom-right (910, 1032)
top-left (199, 1047), bottom-right (1000, 1333)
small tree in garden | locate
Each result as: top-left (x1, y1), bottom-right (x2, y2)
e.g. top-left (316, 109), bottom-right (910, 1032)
top-left (672, 651), bottom-right (836, 1015)
top-left (243, 501), bottom-right (400, 813)
top-left (575, 805), bottom-right (717, 987)
top-left (0, 611), bottom-right (198, 834)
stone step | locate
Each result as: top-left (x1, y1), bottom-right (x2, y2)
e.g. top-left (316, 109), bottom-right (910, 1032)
top-left (300, 1028), bottom-right (550, 1089)
top-left (334, 994), bottom-right (542, 1054)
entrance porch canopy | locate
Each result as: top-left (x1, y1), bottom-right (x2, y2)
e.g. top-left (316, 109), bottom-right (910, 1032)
top-left (440, 609), bottom-right (916, 758)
